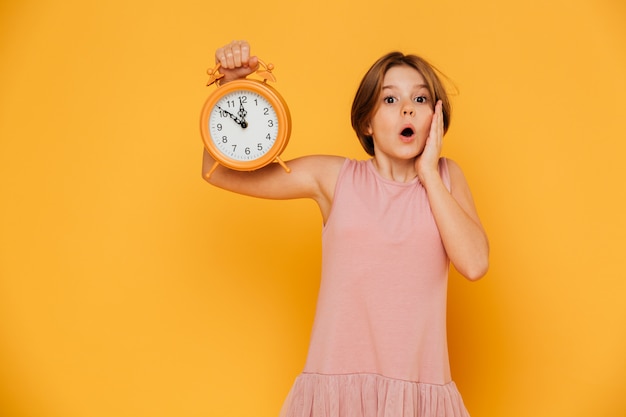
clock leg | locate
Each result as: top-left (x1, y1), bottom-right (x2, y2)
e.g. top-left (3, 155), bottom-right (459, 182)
top-left (204, 161), bottom-right (220, 180)
top-left (274, 157), bottom-right (291, 174)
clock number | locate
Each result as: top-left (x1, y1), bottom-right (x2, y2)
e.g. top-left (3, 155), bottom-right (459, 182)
top-left (216, 123), bottom-right (223, 131)
top-left (226, 100), bottom-right (235, 108)
top-left (222, 136), bottom-right (228, 143)
top-left (245, 147), bottom-right (251, 155)
top-left (263, 107), bottom-right (269, 116)
top-left (266, 133), bottom-right (271, 140)
top-left (257, 143), bottom-right (263, 151)
top-left (239, 96), bottom-right (248, 104)
top-left (232, 144), bottom-right (237, 152)
top-left (267, 120), bottom-right (274, 127)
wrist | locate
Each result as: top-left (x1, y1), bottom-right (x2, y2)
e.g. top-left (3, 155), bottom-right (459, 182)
top-left (418, 168), bottom-right (442, 189)
top-left (216, 75), bottom-right (231, 86)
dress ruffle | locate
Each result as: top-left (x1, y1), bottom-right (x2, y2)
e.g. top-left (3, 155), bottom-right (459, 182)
top-left (279, 373), bottom-right (470, 417)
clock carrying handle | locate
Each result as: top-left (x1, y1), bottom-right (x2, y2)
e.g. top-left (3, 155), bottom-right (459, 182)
top-left (206, 59), bottom-right (277, 87)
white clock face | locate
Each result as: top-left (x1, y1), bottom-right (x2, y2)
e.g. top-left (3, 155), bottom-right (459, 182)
top-left (208, 89), bottom-right (279, 161)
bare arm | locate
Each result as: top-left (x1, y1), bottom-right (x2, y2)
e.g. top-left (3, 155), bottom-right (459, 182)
top-left (203, 41), bottom-right (345, 221)
top-left (417, 101), bottom-right (489, 280)
top-left (421, 159), bottom-right (489, 280)
top-left (202, 149), bottom-right (344, 222)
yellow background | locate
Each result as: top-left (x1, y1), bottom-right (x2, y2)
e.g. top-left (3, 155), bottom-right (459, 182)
top-left (1, 0), bottom-right (625, 416)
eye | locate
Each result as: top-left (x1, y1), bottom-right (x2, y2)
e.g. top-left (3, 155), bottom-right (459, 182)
top-left (414, 96), bottom-right (428, 103)
top-left (383, 96), bottom-right (397, 104)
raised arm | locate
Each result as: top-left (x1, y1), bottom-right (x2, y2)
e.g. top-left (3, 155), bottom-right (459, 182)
top-left (203, 150), bottom-right (343, 219)
top-left (202, 41), bottom-right (345, 223)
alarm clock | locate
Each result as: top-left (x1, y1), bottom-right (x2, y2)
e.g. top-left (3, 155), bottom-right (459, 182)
top-left (200, 59), bottom-right (291, 179)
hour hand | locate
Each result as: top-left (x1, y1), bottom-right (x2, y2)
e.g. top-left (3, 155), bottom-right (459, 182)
top-left (217, 106), bottom-right (247, 128)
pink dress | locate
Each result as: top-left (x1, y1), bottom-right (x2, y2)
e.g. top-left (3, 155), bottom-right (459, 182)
top-left (279, 158), bottom-right (470, 417)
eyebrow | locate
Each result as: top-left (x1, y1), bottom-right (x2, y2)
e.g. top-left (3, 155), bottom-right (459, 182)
top-left (382, 83), bottom-right (429, 90)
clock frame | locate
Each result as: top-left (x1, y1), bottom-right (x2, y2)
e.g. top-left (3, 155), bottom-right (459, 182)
top-left (200, 60), bottom-right (291, 179)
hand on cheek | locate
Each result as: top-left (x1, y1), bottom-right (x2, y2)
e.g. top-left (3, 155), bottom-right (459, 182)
top-left (416, 100), bottom-right (444, 181)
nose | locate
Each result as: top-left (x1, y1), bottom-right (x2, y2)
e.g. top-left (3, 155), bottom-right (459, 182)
top-left (402, 102), bottom-right (415, 117)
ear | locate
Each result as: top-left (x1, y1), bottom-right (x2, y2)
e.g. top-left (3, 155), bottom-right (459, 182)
top-left (365, 123), bottom-right (373, 136)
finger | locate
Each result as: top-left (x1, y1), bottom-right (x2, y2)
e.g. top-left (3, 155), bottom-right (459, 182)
top-left (231, 40), bottom-right (243, 67)
top-left (248, 55), bottom-right (259, 72)
top-left (216, 42), bottom-right (240, 68)
top-left (224, 44), bottom-right (236, 69)
top-left (437, 100), bottom-right (443, 132)
top-left (215, 46), bottom-right (227, 67)
top-left (429, 105), bottom-right (440, 140)
top-left (433, 100), bottom-right (443, 142)
top-left (239, 40), bottom-right (250, 66)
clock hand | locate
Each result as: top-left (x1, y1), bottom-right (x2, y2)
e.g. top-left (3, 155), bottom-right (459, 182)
top-left (238, 97), bottom-right (248, 121)
top-left (217, 106), bottom-right (247, 128)
top-left (237, 98), bottom-right (249, 128)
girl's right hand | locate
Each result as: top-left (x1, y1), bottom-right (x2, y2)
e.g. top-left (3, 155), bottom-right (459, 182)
top-left (214, 40), bottom-right (259, 83)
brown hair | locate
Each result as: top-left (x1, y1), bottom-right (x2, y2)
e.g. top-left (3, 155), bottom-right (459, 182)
top-left (351, 52), bottom-right (452, 156)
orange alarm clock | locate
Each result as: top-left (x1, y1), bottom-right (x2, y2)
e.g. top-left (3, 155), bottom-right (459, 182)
top-left (200, 59), bottom-right (291, 179)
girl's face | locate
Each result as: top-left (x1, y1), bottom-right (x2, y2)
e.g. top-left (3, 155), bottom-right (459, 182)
top-left (366, 65), bottom-right (434, 162)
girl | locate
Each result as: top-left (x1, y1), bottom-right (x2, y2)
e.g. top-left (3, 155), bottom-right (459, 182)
top-left (204, 40), bottom-right (489, 417)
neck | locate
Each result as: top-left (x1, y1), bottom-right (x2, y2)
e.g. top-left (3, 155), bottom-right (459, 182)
top-left (371, 157), bottom-right (418, 183)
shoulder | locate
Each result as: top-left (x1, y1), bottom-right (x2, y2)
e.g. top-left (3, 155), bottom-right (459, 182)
top-left (287, 155), bottom-right (346, 181)
top-left (287, 155), bottom-right (346, 223)
top-left (283, 154), bottom-right (346, 196)
top-left (442, 158), bottom-right (477, 206)
top-left (443, 157), bottom-right (462, 176)
top-left (442, 158), bottom-right (465, 187)
top-left (306, 154), bottom-right (346, 193)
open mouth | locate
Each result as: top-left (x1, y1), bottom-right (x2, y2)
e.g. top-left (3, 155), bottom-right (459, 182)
top-left (400, 127), bottom-right (414, 137)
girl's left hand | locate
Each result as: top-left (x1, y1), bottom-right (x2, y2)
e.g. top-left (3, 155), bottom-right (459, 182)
top-left (416, 100), bottom-right (444, 183)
